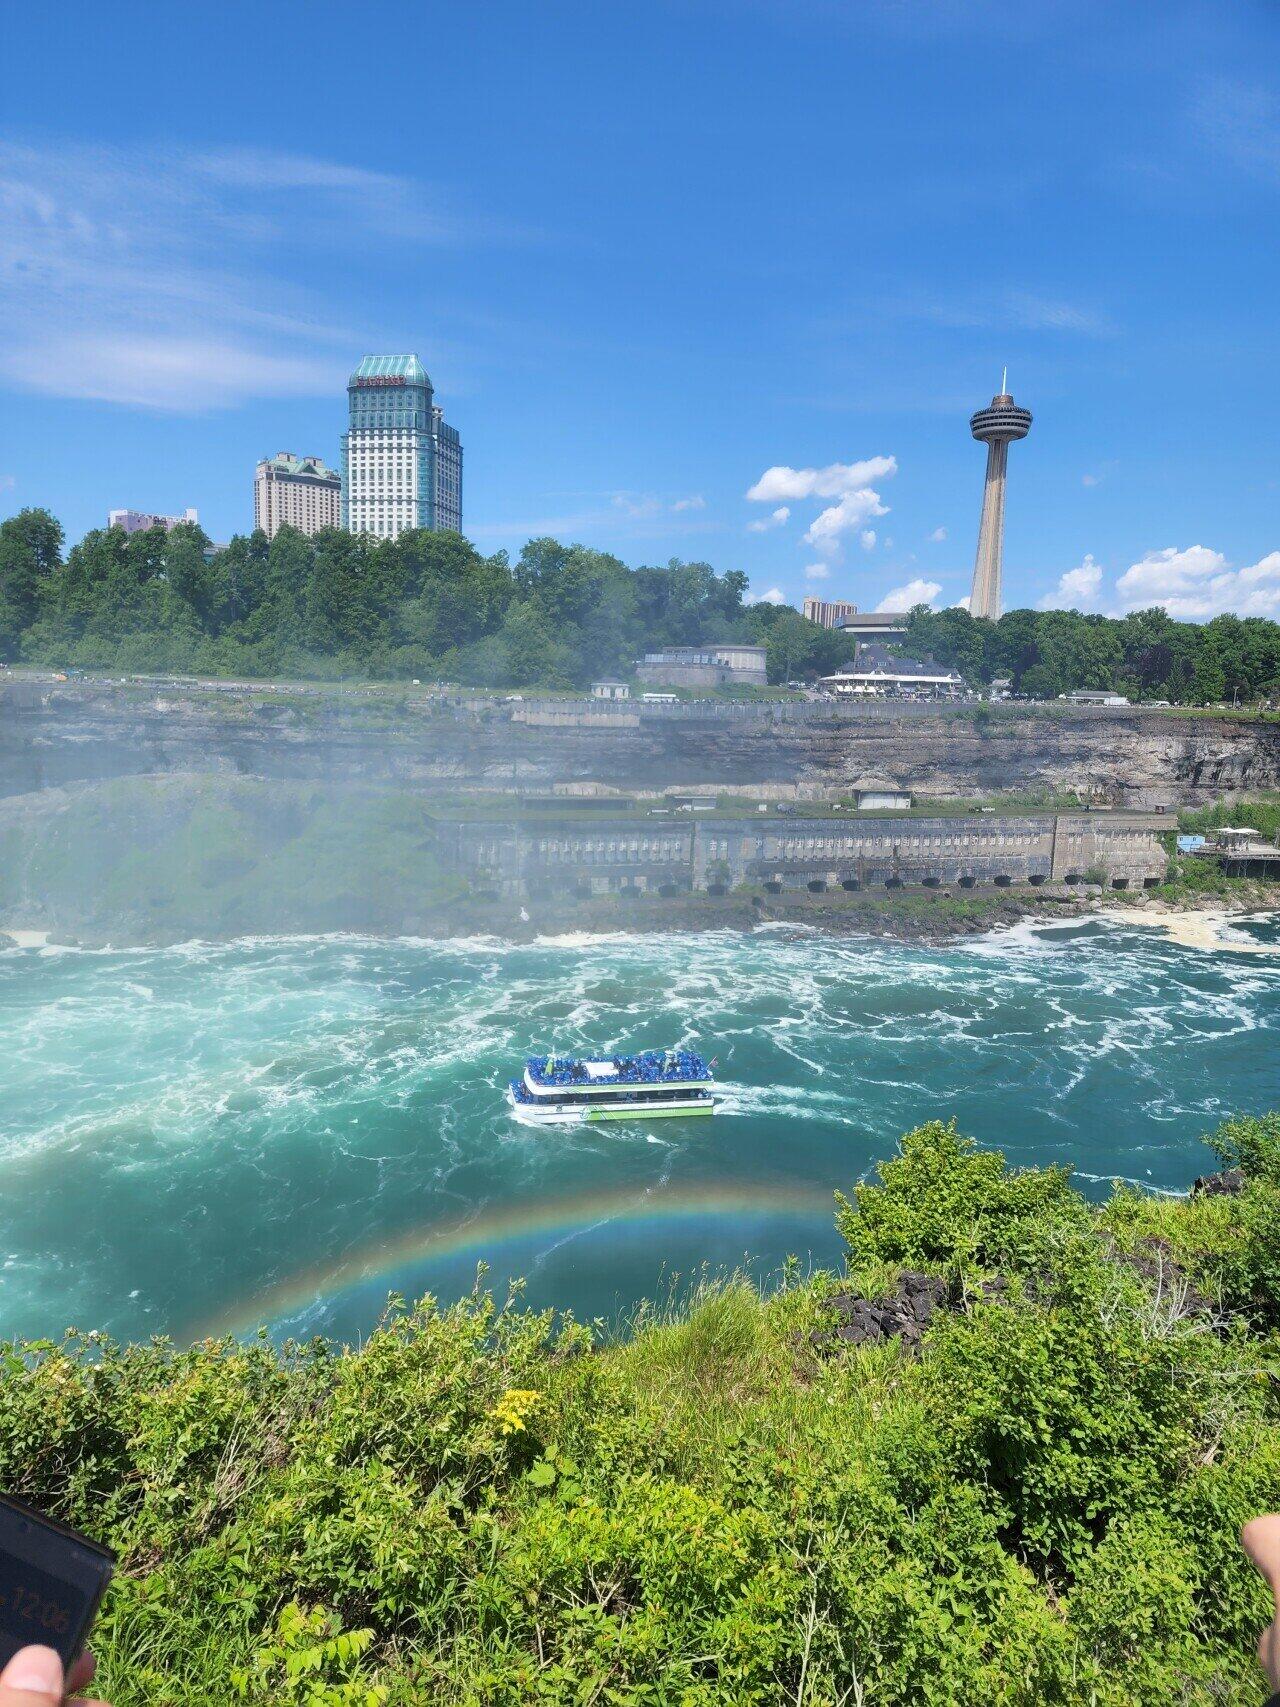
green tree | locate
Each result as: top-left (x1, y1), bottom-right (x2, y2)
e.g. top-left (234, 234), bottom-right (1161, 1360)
top-left (0, 508), bottom-right (63, 656)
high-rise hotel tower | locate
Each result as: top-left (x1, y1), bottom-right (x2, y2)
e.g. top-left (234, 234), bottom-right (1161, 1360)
top-left (341, 354), bottom-right (462, 539)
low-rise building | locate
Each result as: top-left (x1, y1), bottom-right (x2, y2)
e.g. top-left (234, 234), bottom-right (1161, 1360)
top-left (108, 508), bottom-right (198, 534)
top-left (254, 453), bottom-right (341, 538)
top-left (848, 774), bottom-right (912, 810)
top-left (591, 680), bottom-right (631, 701)
top-left (820, 646), bottom-right (966, 700)
top-left (441, 807), bottom-right (1168, 898)
top-left (834, 610), bottom-right (910, 640)
top-left (802, 597), bottom-right (859, 629)
top-left (1066, 690), bottom-right (1130, 706)
top-left (636, 644), bottom-right (768, 689)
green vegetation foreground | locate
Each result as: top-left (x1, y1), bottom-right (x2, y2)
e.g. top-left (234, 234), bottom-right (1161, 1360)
top-left (4, 1120), bottom-right (1280, 1703)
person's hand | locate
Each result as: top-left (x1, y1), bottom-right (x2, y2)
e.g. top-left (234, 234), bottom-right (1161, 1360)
top-left (0, 1645), bottom-right (106, 1705)
top-left (1242, 1513), bottom-right (1280, 1691)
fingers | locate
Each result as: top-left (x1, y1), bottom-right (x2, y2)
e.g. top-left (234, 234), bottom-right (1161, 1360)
top-left (65, 1654), bottom-right (95, 1696)
top-left (0, 1645), bottom-right (65, 1704)
top-left (1261, 1622), bottom-right (1280, 1693)
top-left (1243, 1514), bottom-right (1280, 1593)
top-left (0, 1645), bottom-right (107, 1706)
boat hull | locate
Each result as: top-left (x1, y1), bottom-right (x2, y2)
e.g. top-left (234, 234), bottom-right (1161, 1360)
top-left (508, 1087), bottom-right (718, 1125)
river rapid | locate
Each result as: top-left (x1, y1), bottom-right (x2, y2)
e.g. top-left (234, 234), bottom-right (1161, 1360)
top-left (1, 916), bottom-right (1278, 1346)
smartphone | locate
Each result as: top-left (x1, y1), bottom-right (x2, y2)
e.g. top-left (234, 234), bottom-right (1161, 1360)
top-left (0, 1493), bottom-right (114, 1673)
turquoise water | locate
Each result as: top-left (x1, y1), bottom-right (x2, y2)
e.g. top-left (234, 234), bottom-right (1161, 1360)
top-left (1, 917), bottom-right (1278, 1347)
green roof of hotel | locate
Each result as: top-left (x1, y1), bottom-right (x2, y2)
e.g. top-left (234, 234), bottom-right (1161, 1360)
top-left (261, 453), bottom-right (340, 480)
top-left (350, 354), bottom-right (430, 385)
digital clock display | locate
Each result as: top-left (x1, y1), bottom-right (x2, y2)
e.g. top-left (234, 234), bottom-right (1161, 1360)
top-left (0, 1495), bottom-right (113, 1670)
top-left (0, 1555), bottom-right (77, 1663)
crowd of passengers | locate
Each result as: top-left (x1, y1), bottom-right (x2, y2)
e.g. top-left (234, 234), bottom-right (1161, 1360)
top-left (529, 1050), bottom-right (710, 1086)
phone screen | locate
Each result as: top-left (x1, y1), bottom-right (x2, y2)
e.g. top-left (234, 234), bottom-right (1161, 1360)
top-left (0, 1496), bottom-right (113, 1671)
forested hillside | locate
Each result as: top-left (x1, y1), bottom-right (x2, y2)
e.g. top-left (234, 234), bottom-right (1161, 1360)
top-left (904, 602), bottom-right (1280, 706)
top-left (4, 1118), bottom-right (1279, 1704)
top-left (0, 510), bottom-right (851, 687)
top-left (3, 506), bottom-right (1280, 701)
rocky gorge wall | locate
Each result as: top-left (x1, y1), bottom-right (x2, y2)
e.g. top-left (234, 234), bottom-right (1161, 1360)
top-left (2, 679), bottom-right (1279, 804)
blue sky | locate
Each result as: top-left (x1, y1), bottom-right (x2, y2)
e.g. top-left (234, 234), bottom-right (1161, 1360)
top-left (2, 0), bottom-right (1279, 620)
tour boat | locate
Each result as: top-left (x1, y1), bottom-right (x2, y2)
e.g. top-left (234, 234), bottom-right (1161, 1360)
top-left (507, 1049), bottom-right (719, 1125)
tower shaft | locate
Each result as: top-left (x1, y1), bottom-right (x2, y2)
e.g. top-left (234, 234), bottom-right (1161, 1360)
top-left (970, 437), bottom-right (1009, 620)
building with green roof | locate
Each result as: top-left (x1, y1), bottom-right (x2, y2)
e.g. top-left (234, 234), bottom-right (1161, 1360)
top-left (254, 453), bottom-right (341, 539)
top-left (341, 354), bottom-right (462, 539)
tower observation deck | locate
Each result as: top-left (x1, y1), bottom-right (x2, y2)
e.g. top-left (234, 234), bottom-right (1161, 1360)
top-left (969, 374), bottom-right (1032, 620)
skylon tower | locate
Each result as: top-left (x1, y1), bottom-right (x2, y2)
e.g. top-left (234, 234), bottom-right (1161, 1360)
top-left (968, 371), bottom-right (1032, 620)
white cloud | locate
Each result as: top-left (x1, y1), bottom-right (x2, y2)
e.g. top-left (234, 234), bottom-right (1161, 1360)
top-left (859, 529), bottom-right (877, 551)
top-left (1115, 545), bottom-right (1280, 619)
top-left (746, 585), bottom-right (786, 606)
top-left (0, 474), bottom-right (14, 492)
top-left (746, 505), bottom-right (791, 533)
top-left (746, 456), bottom-right (897, 503)
top-left (1038, 554), bottom-right (1104, 611)
top-left (804, 562), bottom-right (830, 580)
top-left (0, 137), bottom-right (478, 410)
top-left (803, 490), bottom-right (890, 557)
top-left (928, 526), bottom-right (947, 542)
top-left (671, 494), bottom-right (706, 512)
top-left (1081, 473), bottom-right (1100, 488)
top-left (878, 579), bottom-right (942, 610)
top-left (952, 595), bottom-right (971, 611)
top-left (746, 456), bottom-right (897, 562)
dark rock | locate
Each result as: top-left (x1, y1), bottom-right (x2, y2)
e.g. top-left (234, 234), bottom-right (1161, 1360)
top-left (816, 1271), bottom-right (951, 1353)
top-left (1192, 1168), bottom-right (1246, 1198)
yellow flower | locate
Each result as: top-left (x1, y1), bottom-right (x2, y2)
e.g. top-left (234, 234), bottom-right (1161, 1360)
top-left (490, 1389), bottom-right (541, 1435)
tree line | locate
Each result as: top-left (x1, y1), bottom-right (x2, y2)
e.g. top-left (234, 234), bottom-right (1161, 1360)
top-left (2, 506), bottom-right (1279, 701)
top-left (902, 602), bottom-right (1280, 705)
top-left (0, 510), bottom-right (854, 687)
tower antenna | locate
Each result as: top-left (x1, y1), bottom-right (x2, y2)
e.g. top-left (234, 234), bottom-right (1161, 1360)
top-left (1001, 365), bottom-right (1008, 396)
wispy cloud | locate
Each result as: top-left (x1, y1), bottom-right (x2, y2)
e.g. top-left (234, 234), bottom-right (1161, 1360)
top-left (928, 526), bottom-right (948, 542)
top-left (746, 505), bottom-right (790, 533)
top-left (0, 136), bottom-right (496, 410)
top-left (1194, 78), bottom-right (1280, 182)
top-left (874, 287), bottom-right (1116, 338)
top-left (469, 490), bottom-right (722, 543)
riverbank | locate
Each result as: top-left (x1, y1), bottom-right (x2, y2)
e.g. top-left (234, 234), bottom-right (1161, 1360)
top-left (5, 883), bottom-right (1278, 952)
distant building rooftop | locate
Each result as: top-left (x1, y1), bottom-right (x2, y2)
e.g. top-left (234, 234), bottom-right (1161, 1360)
top-left (349, 354), bottom-right (430, 386)
top-left (258, 452), bottom-right (339, 482)
top-left (820, 645), bottom-right (965, 697)
top-left (835, 610), bottom-right (910, 637)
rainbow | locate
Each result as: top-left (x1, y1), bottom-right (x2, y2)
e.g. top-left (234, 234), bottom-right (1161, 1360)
top-left (193, 1180), bottom-right (837, 1340)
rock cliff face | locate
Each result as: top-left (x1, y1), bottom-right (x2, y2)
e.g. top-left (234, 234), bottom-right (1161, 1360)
top-left (2, 681), bottom-right (1278, 804)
